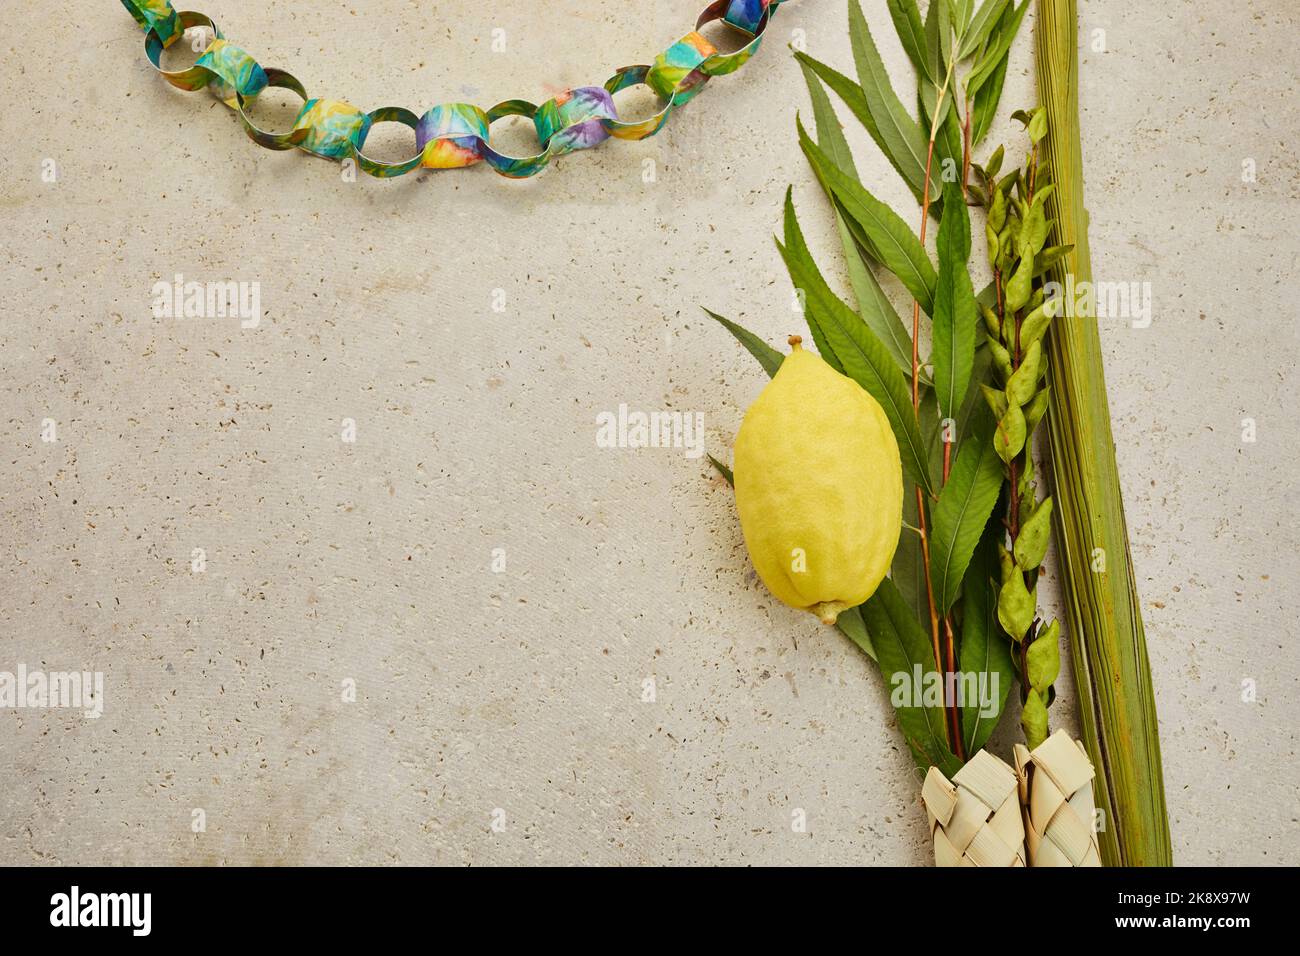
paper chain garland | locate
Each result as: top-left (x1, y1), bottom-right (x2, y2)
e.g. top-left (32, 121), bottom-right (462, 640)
top-left (120, 0), bottom-right (790, 179)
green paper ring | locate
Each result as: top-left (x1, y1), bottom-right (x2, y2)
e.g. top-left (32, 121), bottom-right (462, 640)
top-left (235, 69), bottom-right (311, 150)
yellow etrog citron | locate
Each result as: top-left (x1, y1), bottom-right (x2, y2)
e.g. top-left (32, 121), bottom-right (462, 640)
top-left (734, 336), bottom-right (903, 625)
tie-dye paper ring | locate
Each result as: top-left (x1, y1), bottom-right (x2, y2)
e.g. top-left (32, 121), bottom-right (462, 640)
top-left (418, 103), bottom-right (491, 170)
top-left (294, 100), bottom-right (373, 160)
top-left (354, 108), bottom-right (425, 179)
top-left (535, 88), bottom-right (619, 154)
top-left (234, 69), bottom-right (311, 151)
top-left (478, 101), bottom-right (569, 179)
top-left (597, 4), bottom-right (776, 144)
top-left (718, 0), bottom-right (775, 35)
top-left (121, 0), bottom-right (791, 179)
top-left (696, 0), bottom-right (773, 77)
top-left (122, 0), bottom-right (182, 47)
top-left (144, 11), bottom-right (224, 92)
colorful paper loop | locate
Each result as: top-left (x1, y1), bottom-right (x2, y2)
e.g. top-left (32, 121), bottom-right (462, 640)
top-left (119, 0), bottom-right (791, 179)
top-left (647, 33), bottom-right (718, 103)
top-left (722, 0), bottom-right (775, 35)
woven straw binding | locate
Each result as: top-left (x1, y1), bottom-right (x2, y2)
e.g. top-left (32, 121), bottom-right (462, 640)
top-left (922, 749), bottom-right (1027, 867)
top-left (1014, 730), bottom-right (1102, 867)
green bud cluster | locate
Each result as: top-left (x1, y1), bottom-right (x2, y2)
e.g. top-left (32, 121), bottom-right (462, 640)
top-left (976, 106), bottom-right (1062, 750)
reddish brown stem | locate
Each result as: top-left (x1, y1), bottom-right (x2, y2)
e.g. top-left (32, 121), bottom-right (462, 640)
top-left (916, 487), bottom-right (942, 672)
top-left (911, 89), bottom-right (966, 762)
top-left (913, 126), bottom-right (942, 682)
top-left (1008, 461), bottom-right (1020, 537)
top-left (943, 617), bottom-right (965, 761)
top-left (914, 133), bottom-right (942, 666)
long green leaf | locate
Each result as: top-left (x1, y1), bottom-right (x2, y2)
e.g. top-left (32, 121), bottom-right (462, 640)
top-left (798, 121), bottom-right (937, 315)
top-left (894, 494), bottom-right (928, 621)
top-left (798, 58), bottom-right (858, 177)
top-left (959, 0), bottom-right (1011, 59)
top-left (793, 106), bottom-right (886, 271)
top-left (704, 309), bottom-right (783, 378)
top-left (707, 453), bottom-right (734, 485)
top-left (836, 605), bottom-right (876, 660)
top-left (931, 180), bottom-right (978, 419)
top-left (919, 76), bottom-right (963, 191)
top-left (967, 0), bottom-right (1029, 98)
top-left (970, 45), bottom-right (1011, 145)
top-left (781, 191), bottom-right (848, 375)
top-left (847, 0), bottom-right (930, 201)
top-left (886, 0), bottom-right (931, 81)
top-left (792, 51), bottom-right (885, 167)
top-left (828, 190), bottom-right (886, 270)
top-left (951, 0), bottom-right (975, 32)
top-left (924, 0), bottom-right (951, 82)
top-left (930, 414), bottom-right (1002, 611)
top-left (798, 64), bottom-right (916, 380)
top-left (958, 517), bottom-right (1014, 753)
top-left (841, 219), bottom-right (917, 379)
top-left (970, 1), bottom-right (1020, 146)
top-left (837, 216), bottom-right (918, 379)
top-left (918, 386), bottom-right (943, 494)
top-left (865, 578), bottom-right (961, 777)
top-left (955, 344), bottom-right (993, 454)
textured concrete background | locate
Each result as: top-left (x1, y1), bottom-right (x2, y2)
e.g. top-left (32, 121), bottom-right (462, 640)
top-left (1, 1), bottom-right (1296, 865)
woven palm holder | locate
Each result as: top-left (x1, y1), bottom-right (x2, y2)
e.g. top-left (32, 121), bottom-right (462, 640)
top-left (921, 749), bottom-right (1027, 867)
top-left (1014, 729), bottom-right (1103, 867)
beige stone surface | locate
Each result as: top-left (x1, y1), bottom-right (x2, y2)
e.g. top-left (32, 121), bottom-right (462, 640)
top-left (1, 1), bottom-right (1297, 865)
